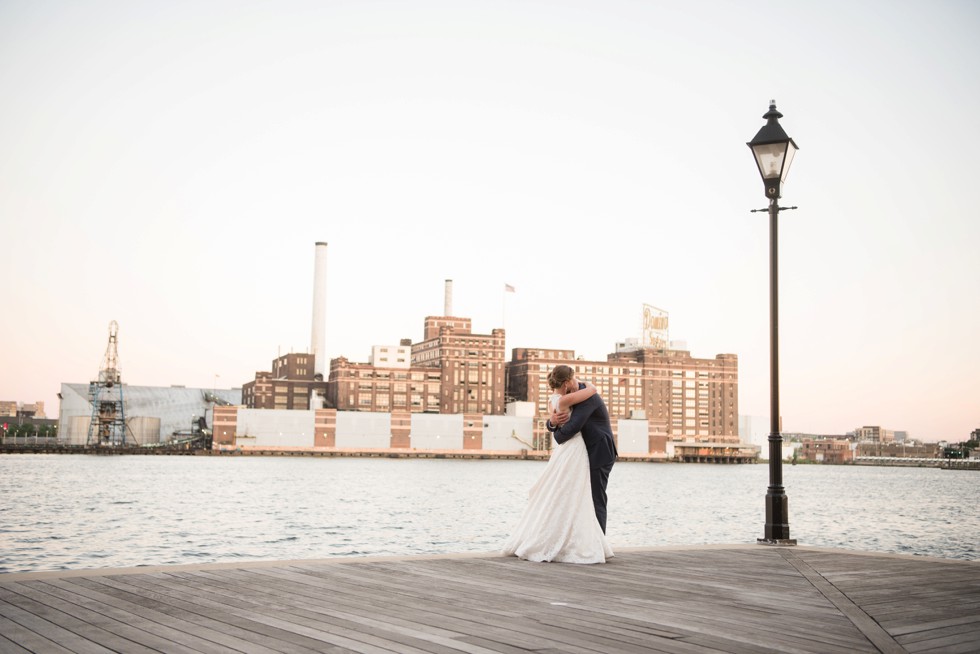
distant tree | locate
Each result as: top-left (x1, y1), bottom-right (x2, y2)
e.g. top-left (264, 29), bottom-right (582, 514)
top-left (943, 446), bottom-right (964, 459)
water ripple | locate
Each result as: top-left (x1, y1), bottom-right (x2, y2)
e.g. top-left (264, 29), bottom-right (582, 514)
top-left (0, 455), bottom-right (975, 574)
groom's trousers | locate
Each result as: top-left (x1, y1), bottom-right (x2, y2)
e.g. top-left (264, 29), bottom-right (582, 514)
top-left (590, 463), bottom-right (614, 533)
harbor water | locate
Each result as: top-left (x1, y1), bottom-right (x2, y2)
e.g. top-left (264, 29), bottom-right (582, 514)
top-left (0, 454), bottom-right (976, 574)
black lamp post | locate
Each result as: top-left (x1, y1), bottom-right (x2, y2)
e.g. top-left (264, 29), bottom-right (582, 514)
top-left (748, 100), bottom-right (798, 545)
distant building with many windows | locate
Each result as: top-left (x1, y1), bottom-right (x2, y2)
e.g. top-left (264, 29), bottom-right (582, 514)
top-left (323, 316), bottom-right (507, 415)
top-left (854, 425), bottom-right (896, 444)
top-left (0, 400), bottom-right (46, 418)
top-left (505, 345), bottom-right (739, 444)
top-left (801, 438), bottom-right (854, 464)
top-left (242, 353), bottom-right (323, 410)
top-left (326, 356), bottom-right (442, 413)
top-left (241, 313), bottom-right (741, 448)
top-left (412, 317), bottom-right (506, 415)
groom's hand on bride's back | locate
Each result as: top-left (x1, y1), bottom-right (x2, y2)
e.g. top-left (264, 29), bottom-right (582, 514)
top-left (551, 410), bottom-right (570, 427)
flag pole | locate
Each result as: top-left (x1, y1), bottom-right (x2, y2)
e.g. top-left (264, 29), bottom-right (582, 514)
top-left (502, 287), bottom-right (507, 328)
top-left (502, 284), bottom-right (515, 328)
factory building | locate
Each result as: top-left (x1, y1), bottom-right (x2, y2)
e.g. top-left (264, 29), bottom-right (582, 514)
top-left (242, 353), bottom-right (325, 411)
top-left (506, 346), bottom-right (739, 446)
top-left (58, 383), bottom-right (241, 445)
top-left (55, 242), bottom-right (752, 459)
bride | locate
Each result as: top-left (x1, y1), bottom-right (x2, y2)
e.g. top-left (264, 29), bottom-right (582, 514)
top-left (501, 372), bottom-right (614, 564)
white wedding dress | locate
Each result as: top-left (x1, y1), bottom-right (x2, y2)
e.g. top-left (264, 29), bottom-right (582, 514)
top-left (501, 394), bottom-right (614, 564)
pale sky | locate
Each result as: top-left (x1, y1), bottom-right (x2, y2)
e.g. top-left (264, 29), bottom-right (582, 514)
top-left (2, 1), bottom-right (978, 442)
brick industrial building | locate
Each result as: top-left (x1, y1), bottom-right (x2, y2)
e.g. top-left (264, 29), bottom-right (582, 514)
top-left (507, 345), bottom-right (739, 445)
top-left (242, 315), bottom-right (507, 416)
top-left (239, 246), bottom-right (743, 448)
top-left (243, 318), bottom-right (739, 446)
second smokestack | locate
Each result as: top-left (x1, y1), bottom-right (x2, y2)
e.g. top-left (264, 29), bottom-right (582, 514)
top-left (444, 279), bottom-right (453, 316)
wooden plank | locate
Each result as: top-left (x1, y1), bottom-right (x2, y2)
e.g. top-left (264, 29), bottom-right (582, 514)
top-left (77, 576), bottom-right (328, 654)
top-left (4, 581), bottom-right (201, 654)
top-left (0, 597), bottom-right (115, 654)
top-left (184, 568), bottom-right (505, 654)
top-left (316, 563), bottom-right (864, 652)
top-left (1, 546), bottom-right (978, 654)
top-left (34, 578), bottom-right (254, 654)
top-left (300, 560), bottom-right (668, 647)
top-left (578, 602), bottom-right (871, 654)
top-left (231, 567), bottom-right (489, 640)
top-left (510, 568), bottom-right (859, 645)
top-left (220, 569), bottom-right (558, 652)
top-left (535, 613), bottom-right (714, 654)
top-left (900, 628), bottom-right (980, 653)
top-left (153, 567), bottom-right (514, 654)
top-left (436, 563), bottom-right (849, 642)
top-left (107, 572), bottom-right (401, 654)
top-left (879, 605), bottom-right (980, 627)
top-left (873, 596), bottom-right (980, 615)
top-left (157, 569), bottom-right (607, 654)
top-left (164, 570), bottom-right (489, 654)
top-left (897, 620), bottom-right (980, 645)
top-left (888, 614), bottom-right (980, 637)
top-left (54, 576), bottom-right (287, 653)
top-left (779, 550), bottom-right (905, 654)
top-left (665, 633), bottom-right (793, 654)
top-left (253, 564), bottom-right (614, 652)
top-left (0, 612), bottom-right (73, 654)
top-left (3, 584), bottom-right (167, 653)
top-left (0, 634), bottom-right (30, 654)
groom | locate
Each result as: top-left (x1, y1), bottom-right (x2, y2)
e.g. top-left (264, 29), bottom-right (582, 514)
top-left (546, 365), bottom-right (618, 533)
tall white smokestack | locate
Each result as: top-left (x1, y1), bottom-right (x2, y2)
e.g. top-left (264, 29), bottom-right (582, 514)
top-left (444, 279), bottom-right (453, 316)
top-left (311, 242), bottom-right (328, 380)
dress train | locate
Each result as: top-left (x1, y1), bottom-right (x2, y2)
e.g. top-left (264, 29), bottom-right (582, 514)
top-left (502, 431), bottom-right (613, 564)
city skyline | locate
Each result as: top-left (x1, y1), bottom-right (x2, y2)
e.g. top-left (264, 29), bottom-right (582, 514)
top-left (1, 1), bottom-right (978, 442)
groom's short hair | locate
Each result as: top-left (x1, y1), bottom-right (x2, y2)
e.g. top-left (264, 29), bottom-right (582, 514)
top-left (547, 364), bottom-right (575, 390)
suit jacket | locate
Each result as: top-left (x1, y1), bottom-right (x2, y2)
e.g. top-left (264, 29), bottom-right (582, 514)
top-left (550, 382), bottom-right (618, 468)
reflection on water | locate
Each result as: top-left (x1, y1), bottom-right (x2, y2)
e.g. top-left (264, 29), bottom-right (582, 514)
top-left (0, 455), bottom-right (975, 573)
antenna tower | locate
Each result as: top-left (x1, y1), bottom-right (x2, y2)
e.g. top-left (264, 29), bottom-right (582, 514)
top-left (87, 320), bottom-right (129, 445)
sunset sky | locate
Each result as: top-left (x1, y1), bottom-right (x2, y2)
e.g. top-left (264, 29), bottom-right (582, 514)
top-left (1, 1), bottom-right (977, 442)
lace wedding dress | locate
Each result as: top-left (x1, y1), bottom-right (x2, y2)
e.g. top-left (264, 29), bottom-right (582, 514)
top-left (501, 394), bottom-right (614, 564)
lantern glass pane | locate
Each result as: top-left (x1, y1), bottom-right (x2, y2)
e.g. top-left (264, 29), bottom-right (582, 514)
top-left (780, 141), bottom-right (798, 183)
top-left (752, 142), bottom-right (786, 180)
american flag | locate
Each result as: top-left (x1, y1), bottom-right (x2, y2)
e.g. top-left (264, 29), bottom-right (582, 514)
top-left (504, 284), bottom-right (516, 293)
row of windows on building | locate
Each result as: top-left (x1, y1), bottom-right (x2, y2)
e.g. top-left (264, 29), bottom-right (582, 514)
top-left (241, 317), bottom-right (738, 439)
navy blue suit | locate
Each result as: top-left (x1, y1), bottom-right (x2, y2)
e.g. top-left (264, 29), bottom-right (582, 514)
top-left (549, 383), bottom-right (618, 532)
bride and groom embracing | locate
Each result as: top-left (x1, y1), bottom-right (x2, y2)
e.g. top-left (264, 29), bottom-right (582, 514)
top-left (502, 364), bottom-right (618, 564)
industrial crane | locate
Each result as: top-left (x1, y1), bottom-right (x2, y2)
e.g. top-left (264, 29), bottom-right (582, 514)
top-left (86, 320), bottom-right (130, 446)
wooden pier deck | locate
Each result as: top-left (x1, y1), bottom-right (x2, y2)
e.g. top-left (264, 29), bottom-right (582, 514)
top-left (1, 545), bottom-right (977, 653)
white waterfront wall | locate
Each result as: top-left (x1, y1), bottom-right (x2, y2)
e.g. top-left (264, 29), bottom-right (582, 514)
top-left (334, 411), bottom-right (391, 449)
top-left (237, 409), bottom-right (315, 447)
top-left (410, 414), bottom-right (463, 449)
top-left (482, 415), bottom-right (534, 451)
top-left (616, 419), bottom-right (649, 455)
top-left (505, 401), bottom-right (536, 418)
top-left (230, 409), bottom-right (669, 454)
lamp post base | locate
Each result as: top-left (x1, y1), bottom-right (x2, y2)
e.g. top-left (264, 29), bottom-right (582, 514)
top-left (757, 538), bottom-right (797, 546)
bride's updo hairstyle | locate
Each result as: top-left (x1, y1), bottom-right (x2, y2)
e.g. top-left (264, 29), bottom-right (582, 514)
top-left (547, 364), bottom-right (575, 390)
